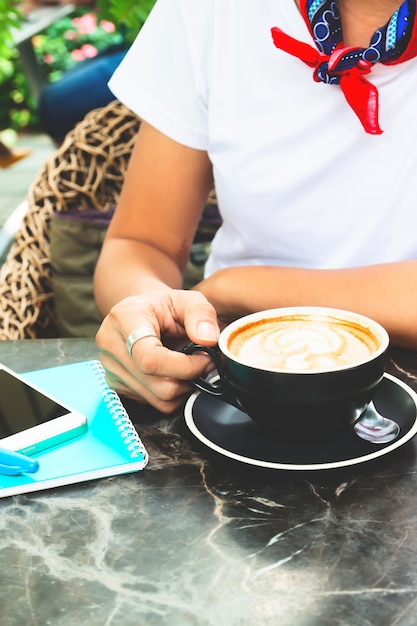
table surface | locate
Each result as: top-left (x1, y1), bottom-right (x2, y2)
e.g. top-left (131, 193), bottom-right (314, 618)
top-left (1, 338), bottom-right (417, 626)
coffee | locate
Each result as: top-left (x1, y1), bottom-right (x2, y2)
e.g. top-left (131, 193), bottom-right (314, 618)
top-left (185, 307), bottom-right (389, 437)
top-left (227, 314), bottom-right (380, 372)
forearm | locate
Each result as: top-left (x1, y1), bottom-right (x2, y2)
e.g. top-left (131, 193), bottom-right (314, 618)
top-left (93, 122), bottom-right (214, 317)
top-left (94, 238), bottom-right (183, 316)
top-left (195, 261), bottom-right (417, 348)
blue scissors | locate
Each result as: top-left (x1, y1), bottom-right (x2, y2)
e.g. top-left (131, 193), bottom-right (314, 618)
top-left (0, 447), bottom-right (39, 475)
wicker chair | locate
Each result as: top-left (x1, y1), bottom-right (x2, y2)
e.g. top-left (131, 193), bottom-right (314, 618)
top-left (0, 100), bottom-right (219, 339)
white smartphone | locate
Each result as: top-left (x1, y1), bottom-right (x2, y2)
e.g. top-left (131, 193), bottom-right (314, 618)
top-left (0, 364), bottom-right (88, 456)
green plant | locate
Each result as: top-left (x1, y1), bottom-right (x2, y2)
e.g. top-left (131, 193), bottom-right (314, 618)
top-left (0, 0), bottom-right (23, 62)
top-left (0, 6), bottom-right (122, 131)
top-left (0, 0), bottom-right (156, 132)
top-left (33, 11), bottom-right (124, 83)
top-left (96, 0), bottom-right (156, 42)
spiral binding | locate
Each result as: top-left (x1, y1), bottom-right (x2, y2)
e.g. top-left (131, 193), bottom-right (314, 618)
top-left (89, 361), bottom-right (148, 462)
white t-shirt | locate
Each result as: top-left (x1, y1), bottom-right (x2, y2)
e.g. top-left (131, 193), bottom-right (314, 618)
top-left (109, 0), bottom-right (417, 275)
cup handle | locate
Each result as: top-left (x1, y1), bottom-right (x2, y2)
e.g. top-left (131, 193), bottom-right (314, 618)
top-left (183, 343), bottom-right (225, 396)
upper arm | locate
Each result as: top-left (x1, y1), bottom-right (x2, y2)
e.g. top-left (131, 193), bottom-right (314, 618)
top-left (106, 121), bottom-right (214, 272)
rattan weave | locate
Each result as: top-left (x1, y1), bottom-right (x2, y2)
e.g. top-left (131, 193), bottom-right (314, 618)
top-left (0, 100), bottom-right (140, 339)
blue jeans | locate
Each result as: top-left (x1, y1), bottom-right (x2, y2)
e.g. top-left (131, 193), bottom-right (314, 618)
top-left (39, 48), bottom-right (127, 144)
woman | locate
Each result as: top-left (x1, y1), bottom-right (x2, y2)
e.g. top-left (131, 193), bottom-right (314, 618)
top-left (94, 0), bottom-right (417, 412)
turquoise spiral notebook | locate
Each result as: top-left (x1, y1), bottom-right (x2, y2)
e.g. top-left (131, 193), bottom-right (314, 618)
top-left (0, 360), bottom-right (148, 498)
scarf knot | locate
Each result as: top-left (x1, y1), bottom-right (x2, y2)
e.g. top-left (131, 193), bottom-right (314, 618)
top-left (313, 48), bottom-right (373, 84)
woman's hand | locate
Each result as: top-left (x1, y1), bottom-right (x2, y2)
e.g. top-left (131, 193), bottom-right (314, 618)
top-left (96, 289), bottom-right (220, 413)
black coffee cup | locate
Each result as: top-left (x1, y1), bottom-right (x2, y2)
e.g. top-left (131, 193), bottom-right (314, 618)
top-left (184, 307), bottom-right (390, 439)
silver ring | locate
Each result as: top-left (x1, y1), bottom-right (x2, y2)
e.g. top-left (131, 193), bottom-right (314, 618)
top-left (126, 327), bottom-right (159, 355)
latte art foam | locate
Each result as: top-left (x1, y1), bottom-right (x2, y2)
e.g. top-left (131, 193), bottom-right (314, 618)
top-left (227, 315), bottom-right (380, 372)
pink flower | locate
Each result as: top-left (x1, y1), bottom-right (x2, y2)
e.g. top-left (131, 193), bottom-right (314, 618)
top-left (81, 43), bottom-right (98, 58)
top-left (71, 48), bottom-right (85, 62)
top-left (43, 53), bottom-right (55, 64)
top-left (71, 44), bottom-right (98, 62)
top-left (64, 29), bottom-right (77, 41)
top-left (72, 13), bottom-right (97, 35)
top-left (99, 20), bottom-right (115, 33)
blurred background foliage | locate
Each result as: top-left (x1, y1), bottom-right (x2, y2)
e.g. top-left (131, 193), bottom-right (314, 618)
top-left (0, 0), bottom-right (22, 61)
top-left (0, 0), bottom-right (155, 132)
top-left (96, 0), bottom-right (155, 42)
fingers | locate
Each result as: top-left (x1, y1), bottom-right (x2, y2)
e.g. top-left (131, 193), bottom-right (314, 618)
top-left (99, 337), bottom-right (213, 413)
top-left (100, 346), bottom-right (197, 413)
top-left (95, 290), bottom-right (220, 412)
top-left (183, 303), bottom-right (220, 345)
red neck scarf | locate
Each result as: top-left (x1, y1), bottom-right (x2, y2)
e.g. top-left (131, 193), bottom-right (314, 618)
top-left (271, 1), bottom-right (417, 134)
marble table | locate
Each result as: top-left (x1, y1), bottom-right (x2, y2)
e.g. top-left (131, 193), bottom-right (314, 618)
top-left (1, 338), bottom-right (417, 626)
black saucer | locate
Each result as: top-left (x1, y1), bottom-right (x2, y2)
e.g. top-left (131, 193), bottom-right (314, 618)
top-left (184, 373), bottom-right (417, 470)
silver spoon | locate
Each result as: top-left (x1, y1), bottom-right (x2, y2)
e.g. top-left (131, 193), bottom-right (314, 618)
top-left (353, 401), bottom-right (400, 444)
